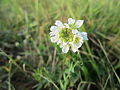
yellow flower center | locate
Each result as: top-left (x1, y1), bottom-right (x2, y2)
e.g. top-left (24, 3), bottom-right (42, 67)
top-left (59, 28), bottom-right (74, 42)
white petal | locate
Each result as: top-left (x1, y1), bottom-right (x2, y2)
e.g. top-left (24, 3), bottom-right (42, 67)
top-left (64, 23), bottom-right (70, 28)
top-left (72, 29), bottom-right (79, 34)
top-left (71, 44), bottom-right (78, 52)
top-left (50, 31), bottom-right (59, 37)
top-left (50, 32), bottom-right (55, 36)
top-left (75, 20), bottom-right (84, 28)
top-left (55, 20), bottom-right (64, 27)
top-left (79, 32), bottom-right (88, 40)
top-left (50, 26), bottom-right (58, 31)
top-left (72, 35), bottom-right (84, 48)
top-left (50, 35), bottom-right (59, 43)
top-left (62, 45), bottom-right (69, 53)
top-left (75, 40), bottom-right (83, 48)
top-left (50, 37), bottom-right (56, 42)
top-left (68, 18), bottom-right (75, 24)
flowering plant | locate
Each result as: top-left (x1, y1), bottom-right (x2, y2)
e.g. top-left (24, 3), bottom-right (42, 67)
top-left (50, 18), bottom-right (88, 53)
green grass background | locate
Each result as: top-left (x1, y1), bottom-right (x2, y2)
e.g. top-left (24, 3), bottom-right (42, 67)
top-left (0, 0), bottom-right (120, 90)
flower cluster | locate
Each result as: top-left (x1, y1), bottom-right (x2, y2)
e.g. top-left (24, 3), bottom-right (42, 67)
top-left (50, 18), bottom-right (88, 53)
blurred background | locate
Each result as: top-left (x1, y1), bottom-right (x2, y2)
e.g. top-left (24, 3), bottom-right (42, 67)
top-left (0, 0), bottom-right (120, 90)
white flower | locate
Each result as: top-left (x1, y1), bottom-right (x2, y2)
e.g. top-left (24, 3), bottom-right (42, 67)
top-left (50, 18), bottom-right (88, 53)
top-left (70, 32), bottom-right (84, 52)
